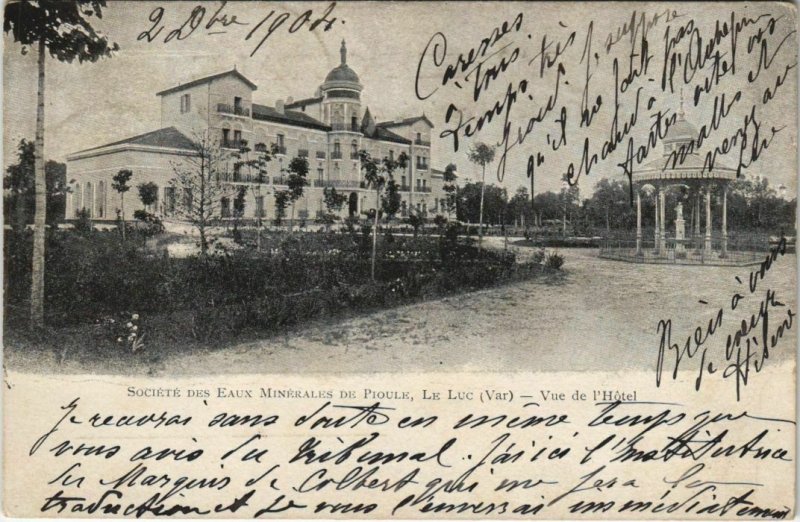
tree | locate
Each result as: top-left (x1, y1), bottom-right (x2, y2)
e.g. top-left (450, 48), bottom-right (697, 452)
top-left (273, 190), bottom-right (290, 226)
top-left (321, 186), bottom-right (347, 231)
top-left (137, 181), bottom-right (159, 212)
top-left (442, 163), bottom-right (458, 218)
top-left (4, 138), bottom-right (68, 229)
top-left (585, 178), bottom-right (632, 234)
top-left (359, 150), bottom-right (408, 281)
top-left (508, 186), bottom-right (531, 228)
top-left (169, 134), bottom-right (235, 256)
top-left (467, 142), bottom-right (496, 250)
top-left (235, 141), bottom-right (277, 250)
top-left (381, 179), bottom-right (401, 220)
top-left (112, 169), bottom-right (132, 240)
top-left (5, 0), bottom-right (118, 328)
top-left (284, 156), bottom-right (309, 233)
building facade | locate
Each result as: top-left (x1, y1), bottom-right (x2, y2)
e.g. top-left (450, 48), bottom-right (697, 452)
top-left (66, 41), bottom-right (449, 223)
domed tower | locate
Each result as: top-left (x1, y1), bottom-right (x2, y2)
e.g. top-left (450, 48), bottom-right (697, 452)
top-left (320, 40), bottom-right (363, 133)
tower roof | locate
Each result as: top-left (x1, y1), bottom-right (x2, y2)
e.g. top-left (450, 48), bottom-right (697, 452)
top-left (323, 40), bottom-right (361, 84)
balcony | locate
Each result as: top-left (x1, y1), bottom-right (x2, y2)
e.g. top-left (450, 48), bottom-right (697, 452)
top-left (298, 149), bottom-right (309, 158)
top-left (218, 171), bottom-right (268, 184)
top-left (217, 103), bottom-right (250, 117)
top-left (350, 152), bottom-right (360, 160)
top-left (271, 175), bottom-right (288, 185)
top-left (417, 186), bottom-right (432, 193)
top-left (330, 122), bottom-right (361, 132)
top-left (313, 179), bottom-right (326, 187)
top-left (414, 138), bottom-right (430, 146)
top-left (331, 151), bottom-right (343, 160)
top-left (221, 139), bottom-right (245, 149)
top-left (416, 162), bottom-right (429, 171)
top-left (273, 144), bottom-right (287, 155)
top-left (325, 179), bottom-right (362, 189)
top-left (316, 151), bottom-right (327, 159)
top-left (398, 185), bottom-right (411, 192)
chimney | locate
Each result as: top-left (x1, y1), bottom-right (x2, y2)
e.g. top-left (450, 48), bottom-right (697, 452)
top-left (275, 99), bottom-right (284, 114)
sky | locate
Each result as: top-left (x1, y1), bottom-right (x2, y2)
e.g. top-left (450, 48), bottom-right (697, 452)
top-left (3, 1), bottom-right (798, 198)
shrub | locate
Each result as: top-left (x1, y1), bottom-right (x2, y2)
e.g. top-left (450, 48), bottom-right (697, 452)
top-left (74, 209), bottom-right (93, 234)
top-left (132, 210), bottom-right (165, 238)
top-left (531, 247), bottom-right (546, 264)
top-left (546, 251), bottom-right (565, 270)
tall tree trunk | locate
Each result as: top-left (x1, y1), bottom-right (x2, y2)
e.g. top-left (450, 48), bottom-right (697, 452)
top-left (30, 38), bottom-right (47, 329)
top-left (371, 190), bottom-right (379, 282)
top-left (478, 166), bottom-right (486, 251)
top-left (120, 193), bottom-right (126, 240)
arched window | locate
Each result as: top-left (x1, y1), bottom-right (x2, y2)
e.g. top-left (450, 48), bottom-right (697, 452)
top-left (333, 139), bottom-right (341, 158)
top-left (96, 181), bottom-right (106, 218)
top-left (84, 182), bottom-right (93, 217)
top-left (351, 139), bottom-right (358, 157)
top-left (73, 183), bottom-right (82, 215)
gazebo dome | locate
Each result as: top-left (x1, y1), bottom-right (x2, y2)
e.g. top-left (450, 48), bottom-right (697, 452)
top-left (665, 116), bottom-right (697, 143)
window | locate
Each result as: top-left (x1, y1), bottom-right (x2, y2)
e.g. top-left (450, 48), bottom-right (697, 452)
top-left (96, 181), bottom-right (106, 218)
top-left (221, 197), bottom-right (231, 218)
top-left (317, 168), bottom-right (324, 183)
top-left (234, 96), bottom-right (242, 114)
top-left (233, 130), bottom-right (242, 147)
top-left (233, 162), bottom-right (241, 182)
top-left (84, 182), bottom-right (93, 217)
top-left (73, 183), bottom-right (82, 214)
top-left (183, 188), bottom-right (193, 212)
top-left (416, 132), bottom-right (421, 142)
top-left (164, 187), bottom-right (176, 214)
top-left (389, 150), bottom-right (394, 161)
top-left (277, 133), bottom-right (284, 147)
top-left (333, 140), bottom-right (341, 158)
top-left (222, 128), bottom-right (230, 147)
top-left (255, 196), bottom-right (265, 218)
top-left (351, 115), bottom-right (358, 131)
top-left (351, 139), bottom-right (358, 158)
top-left (180, 94), bottom-right (191, 113)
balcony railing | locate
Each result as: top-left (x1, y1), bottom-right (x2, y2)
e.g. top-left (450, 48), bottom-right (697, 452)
top-left (273, 144), bottom-right (287, 155)
top-left (298, 149), bottom-right (309, 158)
top-left (313, 179), bottom-right (326, 187)
top-left (398, 185), bottom-right (411, 192)
top-left (272, 175), bottom-right (288, 185)
top-left (416, 162), bottom-right (429, 170)
top-left (330, 122), bottom-right (361, 132)
top-left (217, 103), bottom-right (250, 117)
top-left (316, 151), bottom-right (327, 159)
top-left (417, 186), bottom-right (432, 193)
top-left (221, 139), bottom-right (245, 149)
top-left (350, 152), bottom-right (360, 160)
top-left (218, 172), bottom-right (268, 184)
top-left (414, 138), bottom-right (430, 146)
top-left (318, 179), bottom-right (362, 189)
top-left (331, 151), bottom-right (343, 160)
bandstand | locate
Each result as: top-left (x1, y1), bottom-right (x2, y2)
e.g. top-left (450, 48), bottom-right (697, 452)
top-left (599, 107), bottom-right (766, 266)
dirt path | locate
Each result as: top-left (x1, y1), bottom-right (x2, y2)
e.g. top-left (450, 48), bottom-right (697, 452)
top-left (156, 242), bottom-right (796, 375)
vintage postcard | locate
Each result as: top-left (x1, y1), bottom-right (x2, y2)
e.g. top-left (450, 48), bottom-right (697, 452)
top-left (2, 0), bottom-right (798, 519)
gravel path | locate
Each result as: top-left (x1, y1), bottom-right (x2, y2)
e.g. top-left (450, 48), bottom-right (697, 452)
top-left (158, 241), bottom-right (796, 375)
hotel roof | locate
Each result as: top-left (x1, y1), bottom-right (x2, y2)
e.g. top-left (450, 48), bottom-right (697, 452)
top-left (156, 69), bottom-right (258, 97)
top-left (71, 127), bottom-right (196, 155)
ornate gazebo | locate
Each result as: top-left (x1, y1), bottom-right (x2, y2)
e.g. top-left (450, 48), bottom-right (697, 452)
top-left (600, 104), bottom-right (765, 265)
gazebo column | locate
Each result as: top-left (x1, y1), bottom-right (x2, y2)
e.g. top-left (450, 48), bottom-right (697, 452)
top-left (705, 183), bottom-right (713, 252)
top-left (654, 189), bottom-right (660, 254)
top-left (659, 188), bottom-right (666, 253)
top-left (635, 189), bottom-right (642, 256)
top-left (694, 191), bottom-right (701, 241)
top-left (721, 185), bottom-right (728, 257)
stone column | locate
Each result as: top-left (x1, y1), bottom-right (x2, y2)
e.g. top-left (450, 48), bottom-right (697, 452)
top-left (636, 189), bottom-right (642, 256)
top-left (721, 185), bottom-right (728, 257)
top-left (654, 189), bottom-right (660, 254)
top-left (705, 184), bottom-right (713, 252)
top-left (659, 188), bottom-right (666, 253)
